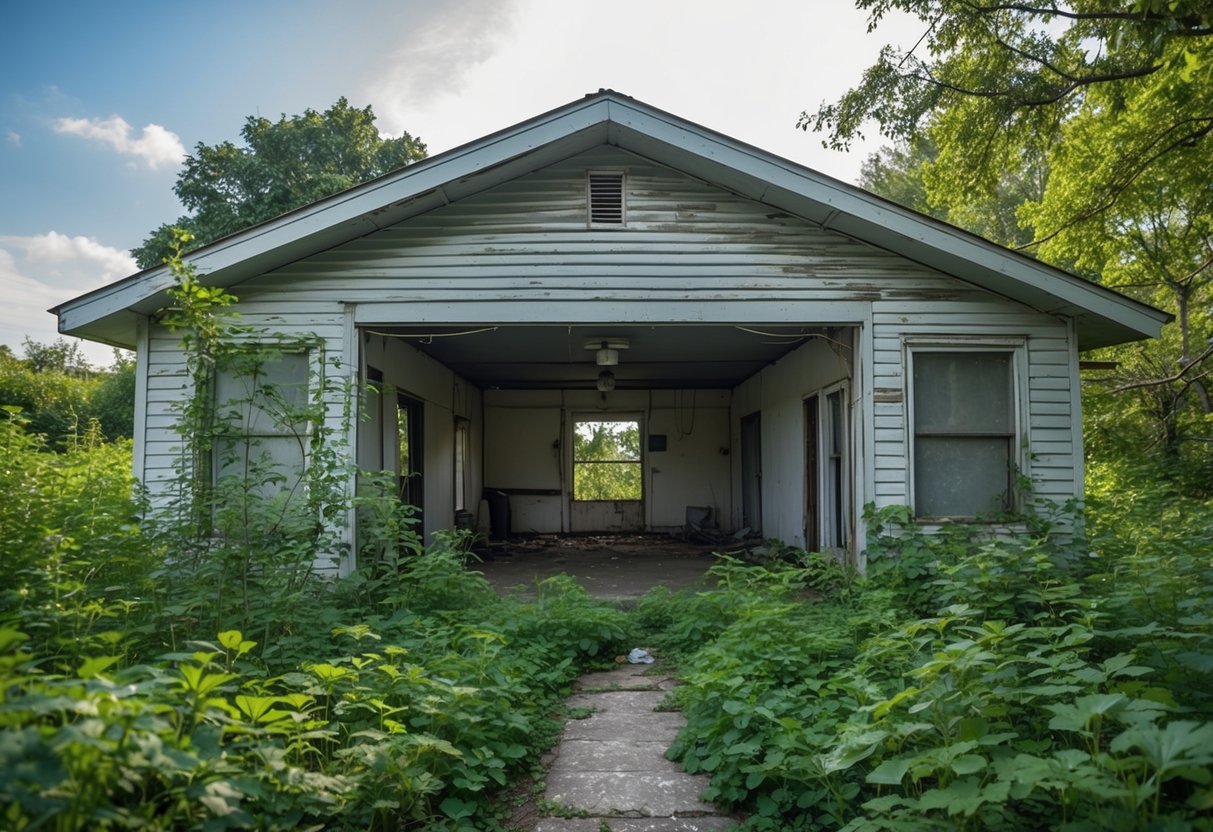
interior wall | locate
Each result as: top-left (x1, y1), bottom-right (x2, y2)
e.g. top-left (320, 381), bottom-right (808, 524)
top-left (482, 389), bottom-right (731, 534)
top-left (646, 391), bottom-right (731, 531)
top-left (731, 334), bottom-right (853, 547)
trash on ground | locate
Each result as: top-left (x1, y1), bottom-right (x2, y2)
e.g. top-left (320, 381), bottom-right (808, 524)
top-left (627, 647), bottom-right (655, 664)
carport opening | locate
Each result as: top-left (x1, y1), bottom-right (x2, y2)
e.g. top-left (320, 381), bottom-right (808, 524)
top-left (357, 322), bottom-right (858, 574)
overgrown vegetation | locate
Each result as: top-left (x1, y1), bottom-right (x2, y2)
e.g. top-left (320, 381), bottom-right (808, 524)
top-left (642, 499), bottom-right (1213, 831)
top-left (0, 243), bottom-right (634, 830)
top-left (5, 233), bottom-right (1212, 829)
top-left (0, 340), bottom-right (135, 446)
top-left (0, 394), bottom-right (634, 830)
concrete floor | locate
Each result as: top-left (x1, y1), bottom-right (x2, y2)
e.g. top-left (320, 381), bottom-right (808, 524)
top-left (475, 534), bottom-right (722, 601)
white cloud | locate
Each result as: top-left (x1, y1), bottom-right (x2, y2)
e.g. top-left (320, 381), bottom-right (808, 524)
top-left (365, 0), bottom-right (522, 138)
top-left (15, 231), bottom-right (137, 283)
top-left (53, 114), bottom-right (185, 170)
top-left (0, 233), bottom-right (136, 365)
top-left (5, 129), bottom-right (19, 147)
top-left (364, 0), bottom-right (925, 183)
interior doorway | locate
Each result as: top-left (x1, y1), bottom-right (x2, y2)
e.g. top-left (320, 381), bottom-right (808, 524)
top-left (569, 417), bottom-right (643, 532)
top-left (804, 396), bottom-right (819, 549)
top-left (806, 384), bottom-right (850, 553)
top-left (395, 393), bottom-right (424, 514)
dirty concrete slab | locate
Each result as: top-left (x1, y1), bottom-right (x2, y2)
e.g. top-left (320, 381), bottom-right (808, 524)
top-left (544, 770), bottom-right (720, 817)
top-left (565, 689), bottom-right (669, 711)
top-left (534, 819), bottom-right (734, 832)
top-left (560, 710), bottom-right (685, 743)
top-left (551, 739), bottom-right (686, 773)
top-left (574, 669), bottom-right (667, 692)
top-left (477, 535), bottom-right (722, 600)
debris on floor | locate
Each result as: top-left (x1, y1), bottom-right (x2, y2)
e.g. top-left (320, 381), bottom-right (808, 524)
top-left (626, 647), bottom-right (655, 664)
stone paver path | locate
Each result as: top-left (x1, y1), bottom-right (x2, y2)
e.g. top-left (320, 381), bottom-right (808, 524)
top-left (535, 663), bottom-right (734, 832)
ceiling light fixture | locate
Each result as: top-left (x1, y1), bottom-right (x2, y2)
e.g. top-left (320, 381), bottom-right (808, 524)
top-left (585, 336), bottom-right (629, 366)
top-left (596, 370), bottom-right (616, 392)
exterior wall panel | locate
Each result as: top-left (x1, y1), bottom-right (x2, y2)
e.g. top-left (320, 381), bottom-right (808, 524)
top-left (135, 145), bottom-right (1085, 561)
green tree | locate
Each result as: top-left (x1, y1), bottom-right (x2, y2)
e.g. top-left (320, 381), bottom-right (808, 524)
top-left (806, 0), bottom-right (1212, 241)
top-left (573, 420), bottom-right (642, 500)
top-left (133, 98), bottom-right (427, 268)
top-left (0, 340), bottom-right (135, 445)
top-left (838, 1), bottom-right (1213, 491)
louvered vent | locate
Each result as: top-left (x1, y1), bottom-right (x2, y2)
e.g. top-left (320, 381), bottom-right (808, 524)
top-left (588, 172), bottom-right (625, 225)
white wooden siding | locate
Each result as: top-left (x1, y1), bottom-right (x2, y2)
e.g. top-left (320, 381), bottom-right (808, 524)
top-left (869, 308), bottom-right (1079, 509)
top-left (137, 145), bottom-right (1082, 540)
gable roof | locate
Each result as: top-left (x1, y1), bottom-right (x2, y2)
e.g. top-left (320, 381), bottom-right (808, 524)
top-left (54, 90), bottom-right (1169, 350)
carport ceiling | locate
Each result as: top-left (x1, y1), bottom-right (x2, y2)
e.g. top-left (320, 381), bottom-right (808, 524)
top-left (367, 324), bottom-right (838, 390)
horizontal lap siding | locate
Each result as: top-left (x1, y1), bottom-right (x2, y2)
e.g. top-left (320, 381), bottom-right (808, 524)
top-left (871, 307), bottom-right (1079, 509)
top-left (255, 148), bottom-right (983, 312)
top-left (138, 146), bottom-right (1083, 515)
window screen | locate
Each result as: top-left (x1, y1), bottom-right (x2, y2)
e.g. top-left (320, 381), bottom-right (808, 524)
top-left (912, 351), bottom-right (1014, 518)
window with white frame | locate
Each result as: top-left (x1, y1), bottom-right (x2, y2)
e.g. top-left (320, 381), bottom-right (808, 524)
top-left (212, 350), bottom-right (311, 506)
top-left (910, 345), bottom-right (1019, 519)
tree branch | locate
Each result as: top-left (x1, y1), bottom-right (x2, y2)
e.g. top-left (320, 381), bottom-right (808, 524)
top-left (959, 1), bottom-right (1213, 36)
top-left (1021, 116), bottom-right (1213, 249)
top-left (1111, 341), bottom-right (1213, 394)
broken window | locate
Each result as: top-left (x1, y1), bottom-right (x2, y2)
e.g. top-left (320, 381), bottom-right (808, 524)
top-left (573, 419), bottom-right (642, 501)
top-left (911, 348), bottom-right (1017, 518)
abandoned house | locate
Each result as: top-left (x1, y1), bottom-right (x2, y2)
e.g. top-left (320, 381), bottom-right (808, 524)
top-left (53, 91), bottom-right (1168, 574)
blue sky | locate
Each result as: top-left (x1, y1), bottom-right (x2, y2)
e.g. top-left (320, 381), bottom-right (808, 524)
top-left (0, 0), bottom-right (920, 365)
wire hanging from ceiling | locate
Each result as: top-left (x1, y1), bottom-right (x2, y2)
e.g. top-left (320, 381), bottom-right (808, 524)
top-left (362, 326), bottom-right (499, 344)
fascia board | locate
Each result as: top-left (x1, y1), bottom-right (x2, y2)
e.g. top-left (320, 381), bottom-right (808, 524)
top-left (604, 100), bottom-right (1170, 343)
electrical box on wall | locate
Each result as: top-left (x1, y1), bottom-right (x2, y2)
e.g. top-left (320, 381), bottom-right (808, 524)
top-left (648, 434), bottom-right (668, 452)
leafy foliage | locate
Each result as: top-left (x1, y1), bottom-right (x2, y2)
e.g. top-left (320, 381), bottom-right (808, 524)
top-left (0, 340), bottom-right (135, 446)
top-left (133, 98), bottom-right (427, 268)
top-left (844, 2), bottom-right (1212, 488)
top-left (807, 0), bottom-right (1212, 241)
top-left (572, 420), bottom-right (642, 501)
top-left (655, 507), bottom-right (1213, 830)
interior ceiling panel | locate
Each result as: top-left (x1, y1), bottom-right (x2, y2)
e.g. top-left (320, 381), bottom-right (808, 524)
top-left (365, 324), bottom-right (837, 389)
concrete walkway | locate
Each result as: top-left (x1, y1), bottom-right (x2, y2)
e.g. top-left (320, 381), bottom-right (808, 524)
top-left (535, 663), bottom-right (734, 832)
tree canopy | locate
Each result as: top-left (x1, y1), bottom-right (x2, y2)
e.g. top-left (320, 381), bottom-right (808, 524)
top-left (845, 2), bottom-right (1213, 492)
top-left (133, 98), bottom-right (427, 269)
top-left (805, 1), bottom-right (1212, 242)
top-left (0, 339), bottom-right (135, 445)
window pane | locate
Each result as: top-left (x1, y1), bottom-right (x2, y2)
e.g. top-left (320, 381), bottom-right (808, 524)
top-left (574, 462), bottom-right (642, 501)
top-left (914, 353), bottom-right (1011, 433)
top-left (214, 435), bottom-right (306, 504)
top-left (573, 421), bottom-right (640, 462)
top-left (915, 436), bottom-right (1011, 517)
top-left (214, 352), bottom-right (309, 434)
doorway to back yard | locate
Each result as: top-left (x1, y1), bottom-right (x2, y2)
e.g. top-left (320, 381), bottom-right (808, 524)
top-left (571, 418), bottom-right (643, 532)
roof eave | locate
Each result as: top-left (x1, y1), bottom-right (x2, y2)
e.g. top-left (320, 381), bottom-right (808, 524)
top-left (55, 90), bottom-right (1170, 351)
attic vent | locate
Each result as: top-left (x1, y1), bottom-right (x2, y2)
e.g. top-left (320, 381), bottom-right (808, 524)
top-left (588, 172), bottom-right (625, 225)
